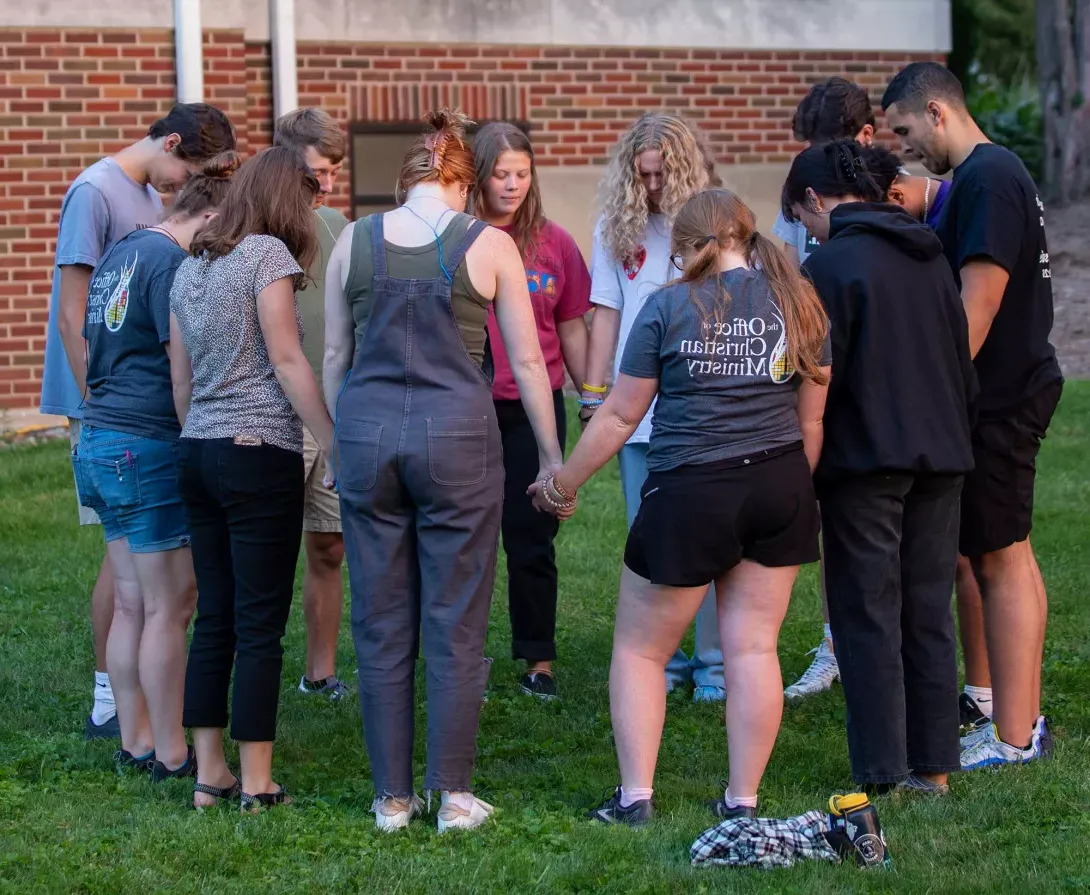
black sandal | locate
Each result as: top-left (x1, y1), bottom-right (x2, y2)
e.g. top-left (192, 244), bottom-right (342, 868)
top-left (193, 776), bottom-right (241, 809)
top-left (113, 749), bottom-right (154, 774)
top-left (150, 745), bottom-right (198, 783)
top-left (240, 785), bottom-right (291, 814)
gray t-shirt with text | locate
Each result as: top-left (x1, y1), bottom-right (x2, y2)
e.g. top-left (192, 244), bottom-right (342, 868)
top-left (619, 268), bottom-right (832, 472)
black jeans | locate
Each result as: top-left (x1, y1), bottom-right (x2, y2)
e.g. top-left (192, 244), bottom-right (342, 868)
top-left (178, 438), bottom-right (304, 742)
top-left (495, 389), bottom-right (567, 662)
top-left (819, 472), bottom-right (962, 784)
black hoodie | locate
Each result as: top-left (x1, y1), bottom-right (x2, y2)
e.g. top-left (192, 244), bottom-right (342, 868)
top-left (803, 202), bottom-right (976, 482)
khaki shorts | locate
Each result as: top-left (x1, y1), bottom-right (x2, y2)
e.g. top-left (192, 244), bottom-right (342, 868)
top-left (303, 426), bottom-right (341, 533)
top-left (68, 418), bottom-right (102, 527)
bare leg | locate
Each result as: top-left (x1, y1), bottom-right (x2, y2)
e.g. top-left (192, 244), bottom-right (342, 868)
top-left (92, 555), bottom-right (115, 673)
top-left (192, 727), bottom-right (235, 809)
top-left (302, 531), bottom-right (345, 682)
top-left (239, 740), bottom-right (285, 802)
top-left (820, 556), bottom-right (832, 650)
top-left (104, 540), bottom-right (152, 755)
top-left (972, 540), bottom-right (1039, 747)
top-left (1028, 539), bottom-right (1047, 720)
top-left (716, 561), bottom-right (797, 798)
top-left (955, 555), bottom-right (991, 688)
top-left (610, 566), bottom-right (708, 790)
top-left (132, 547), bottom-right (197, 770)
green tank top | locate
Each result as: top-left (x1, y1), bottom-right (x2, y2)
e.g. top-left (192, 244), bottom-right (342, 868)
top-left (344, 212), bottom-right (490, 369)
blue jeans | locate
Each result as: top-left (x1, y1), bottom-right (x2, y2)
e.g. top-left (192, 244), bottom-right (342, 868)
top-left (618, 443), bottom-right (724, 692)
top-left (72, 425), bottom-right (189, 552)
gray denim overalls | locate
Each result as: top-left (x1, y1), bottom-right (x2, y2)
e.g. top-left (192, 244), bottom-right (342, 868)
top-left (335, 212), bottom-right (503, 797)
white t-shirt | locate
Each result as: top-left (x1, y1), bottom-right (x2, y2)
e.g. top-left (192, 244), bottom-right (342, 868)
top-left (588, 214), bottom-right (673, 443)
top-left (772, 211), bottom-right (821, 264)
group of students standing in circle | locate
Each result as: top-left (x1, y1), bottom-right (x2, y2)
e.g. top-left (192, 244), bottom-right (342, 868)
top-left (43, 58), bottom-right (1060, 832)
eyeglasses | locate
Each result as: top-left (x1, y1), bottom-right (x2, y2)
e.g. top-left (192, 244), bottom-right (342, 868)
top-left (670, 253), bottom-right (684, 272)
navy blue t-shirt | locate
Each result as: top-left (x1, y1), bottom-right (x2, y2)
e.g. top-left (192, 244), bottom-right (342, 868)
top-left (83, 228), bottom-right (187, 441)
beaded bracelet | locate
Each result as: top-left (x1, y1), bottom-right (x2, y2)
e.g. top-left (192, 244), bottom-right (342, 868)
top-left (541, 474), bottom-right (576, 510)
top-left (582, 382), bottom-right (607, 394)
top-left (577, 397), bottom-right (604, 407)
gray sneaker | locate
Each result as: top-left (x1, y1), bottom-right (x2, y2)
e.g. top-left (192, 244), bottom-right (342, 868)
top-left (298, 675), bottom-right (351, 702)
top-left (895, 774), bottom-right (949, 796)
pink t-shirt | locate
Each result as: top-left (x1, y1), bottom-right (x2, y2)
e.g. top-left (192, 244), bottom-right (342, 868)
top-left (488, 219), bottom-right (592, 401)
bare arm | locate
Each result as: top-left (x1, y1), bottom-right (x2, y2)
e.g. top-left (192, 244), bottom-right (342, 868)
top-left (58, 264), bottom-right (93, 397)
top-left (960, 260), bottom-right (1009, 358)
top-left (555, 373), bottom-right (658, 493)
top-left (783, 243), bottom-right (801, 270)
top-left (257, 276), bottom-right (335, 453)
top-left (323, 222), bottom-right (355, 418)
top-left (491, 229), bottom-right (563, 472)
top-left (557, 315), bottom-right (589, 395)
top-left (796, 372), bottom-right (830, 472)
top-left (583, 306), bottom-right (620, 390)
top-left (168, 312), bottom-right (193, 427)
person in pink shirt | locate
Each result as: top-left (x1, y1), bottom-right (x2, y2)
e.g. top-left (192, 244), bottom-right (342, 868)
top-left (473, 122), bottom-right (591, 700)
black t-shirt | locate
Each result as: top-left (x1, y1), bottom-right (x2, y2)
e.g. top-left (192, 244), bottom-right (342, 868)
top-left (936, 143), bottom-right (1062, 416)
top-left (83, 228), bottom-right (187, 441)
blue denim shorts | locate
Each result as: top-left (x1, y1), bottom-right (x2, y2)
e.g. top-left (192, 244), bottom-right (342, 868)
top-left (71, 425), bottom-right (190, 553)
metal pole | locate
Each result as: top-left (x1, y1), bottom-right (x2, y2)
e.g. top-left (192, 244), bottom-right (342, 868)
top-left (270, 0), bottom-right (299, 120)
top-left (173, 0), bottom-right (204, 103)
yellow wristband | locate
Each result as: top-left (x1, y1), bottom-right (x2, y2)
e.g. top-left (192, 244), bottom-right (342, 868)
top-left (582, 382), bottom-right (607, 394)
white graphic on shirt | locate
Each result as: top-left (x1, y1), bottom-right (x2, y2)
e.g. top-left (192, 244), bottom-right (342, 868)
top-left (680, 303), bottom-right (791, 384)
top-left (102, 252), bottom-right (138, 333)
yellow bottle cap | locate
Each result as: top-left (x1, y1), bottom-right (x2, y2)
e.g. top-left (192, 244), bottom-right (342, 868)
top-left (828, 792), bottom-right (871, 816)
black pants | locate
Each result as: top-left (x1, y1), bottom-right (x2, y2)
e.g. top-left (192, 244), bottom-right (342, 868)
top-left (495, 389), bottom-right (566, 662)
top-left (819, 472), bottom-right (962, 784)
top-left (178, 438), bottom-right (304, 742)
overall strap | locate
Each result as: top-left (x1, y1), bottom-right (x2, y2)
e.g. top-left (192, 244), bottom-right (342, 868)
top-left (443, 218), bottom-right (489, 275)
top-left (370, 212), bottom-right (388, 279)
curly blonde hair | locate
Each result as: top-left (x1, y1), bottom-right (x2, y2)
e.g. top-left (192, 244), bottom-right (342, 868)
top-left (598, 112), bottom-right (711, 265)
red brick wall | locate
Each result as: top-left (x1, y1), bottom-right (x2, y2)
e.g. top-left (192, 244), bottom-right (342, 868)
top-left (0, 28), bottom-right (940, 409)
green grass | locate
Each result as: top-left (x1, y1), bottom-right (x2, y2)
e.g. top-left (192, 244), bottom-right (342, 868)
top-left (1, 392), bottom-right (1089, 895)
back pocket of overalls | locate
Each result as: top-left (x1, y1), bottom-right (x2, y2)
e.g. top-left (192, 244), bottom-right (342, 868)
top-left (427, 417), bottom-right (489, 487)
top-left (336, 420), bottom-right (383, 492)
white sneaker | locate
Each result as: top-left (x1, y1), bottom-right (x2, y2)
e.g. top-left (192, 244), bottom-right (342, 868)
top-left (437, 794), bottom-right (495, 833)
top-left (372, 794), bottom-right (424, 832)
top-left (784, 638), bottom-right (839, 700)
top-left (960, 724), bottom-right (1038, 771)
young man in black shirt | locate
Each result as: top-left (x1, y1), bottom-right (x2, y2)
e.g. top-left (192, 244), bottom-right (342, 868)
top-left (883, 62), bottom-right (1062, 770)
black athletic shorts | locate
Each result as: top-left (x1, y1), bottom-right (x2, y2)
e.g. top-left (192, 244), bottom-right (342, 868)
top-left (623, 442), bottom-right (820, 588)
top-left (960, 380), bottom-right (1063, 558)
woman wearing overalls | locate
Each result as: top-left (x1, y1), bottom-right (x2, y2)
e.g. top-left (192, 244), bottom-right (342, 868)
top-left (323, 109), bottom-right (565, 834)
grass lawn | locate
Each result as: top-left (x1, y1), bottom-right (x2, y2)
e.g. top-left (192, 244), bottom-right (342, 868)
top-left (1, 392), bottom-right (1089, 894)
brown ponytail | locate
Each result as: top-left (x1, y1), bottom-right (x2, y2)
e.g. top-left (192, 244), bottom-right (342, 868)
top-left (672, 188), bottom-right (829, 386)
top-left (396, 108), bottom-right (478, 204)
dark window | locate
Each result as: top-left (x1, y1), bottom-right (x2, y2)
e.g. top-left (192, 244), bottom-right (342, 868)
top-left (349, 121), bottom-right (530, 219)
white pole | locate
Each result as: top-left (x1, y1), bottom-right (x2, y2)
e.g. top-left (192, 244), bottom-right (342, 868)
top-left (173, 0), bottom-right (204, 103)
top-left (270, 0), bottom-right (299, 120)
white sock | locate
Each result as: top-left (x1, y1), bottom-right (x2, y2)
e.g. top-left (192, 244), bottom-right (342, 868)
top-left (619, 786), bottom-right (653, 808)
top-left (90, 672), bottom-right (115, 725)
top-left (822, 623), bottom-right (833, 644)
top-left (441, 791), bottom-right (476, 812)
top-left (964, 685), bottom-right (993, 718)
top-left (725, 786), bottom-right (758, 809)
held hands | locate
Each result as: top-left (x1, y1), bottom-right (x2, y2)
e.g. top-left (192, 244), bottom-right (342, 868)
top-left (321, 447), bottom-right (337, 491)
top-left (527, 468), bottom-right (577, 520)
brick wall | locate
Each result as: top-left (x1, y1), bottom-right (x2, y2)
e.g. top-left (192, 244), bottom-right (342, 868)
top-left (0, 28), bottom-right (248, 409)
top-left (0, 28), bottom-right (940, 409)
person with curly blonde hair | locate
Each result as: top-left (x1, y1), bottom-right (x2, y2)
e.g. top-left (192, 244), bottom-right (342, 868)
top-left (581, 112), bottom-right (725, 701)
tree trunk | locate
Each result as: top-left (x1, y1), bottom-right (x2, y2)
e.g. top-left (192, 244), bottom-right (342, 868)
top-left (1037, 0), bottom-right (1089, 203)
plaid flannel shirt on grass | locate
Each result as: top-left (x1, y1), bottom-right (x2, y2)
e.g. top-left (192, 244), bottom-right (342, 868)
top-left (690, 810), bottom-right (840, 869)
